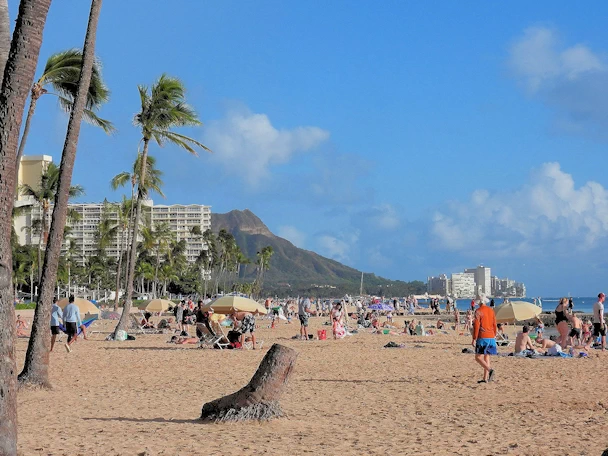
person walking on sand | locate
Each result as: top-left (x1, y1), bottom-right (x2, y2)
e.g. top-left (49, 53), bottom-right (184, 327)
top-left (472, 298), bottom-right (497, 383)
top-left (298, 297), bottom-right (316, 340)
top-left (63, 295), bottom-right (87, 353)
top-left (50, 297), bottom-right (63, 352)
top-left (593, 292), bottom-right (606, 351)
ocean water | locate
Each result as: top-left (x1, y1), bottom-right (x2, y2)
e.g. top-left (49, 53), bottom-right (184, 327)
top-left (449, 297), bottom-right (597, 314)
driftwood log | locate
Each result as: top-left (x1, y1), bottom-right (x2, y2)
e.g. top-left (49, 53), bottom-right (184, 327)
top-left (200, 343), bottom-right (297, 422)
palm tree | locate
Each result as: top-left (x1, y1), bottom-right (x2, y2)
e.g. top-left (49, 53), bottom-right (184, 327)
top-left (15, 48), bottom-right (113, 176)
top-left (253, 246), bottom-right (274, 297)
top-left (20, 162), bottom-right (84, 282)
top-left (0, 0), bottom-right (53, 449)
top-left (111, 154), bottom-right (164, 307)
top-left (0, 0), bottom-right (9, 78)
top-left (19, 0), bottom-right (104, 388)
top-left (114, 74), bottom-right (211, 336)
top-left (150, 223), bottom-right (172, 298)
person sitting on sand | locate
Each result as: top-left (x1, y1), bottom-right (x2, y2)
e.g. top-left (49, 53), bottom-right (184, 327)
top-left (436, 319), bottom-right (446, 330)
top-left (408, 319), bottom-right (416, 336)
top-left (230, 310), bottom-right (258, 349)
top-left (415, 321), bottom-right (425, 336)
top-left (514, 326), bottom-right (538, 355)
top-left (16, 314), bottom-right (28, 337)
top-left (141, 312), bottom-right (155, 329)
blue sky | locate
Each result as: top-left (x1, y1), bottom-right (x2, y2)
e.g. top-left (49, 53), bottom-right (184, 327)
top-left (10, 1), bottom-right (608, 296)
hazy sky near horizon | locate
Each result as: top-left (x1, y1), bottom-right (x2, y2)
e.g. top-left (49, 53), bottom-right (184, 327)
top-left (11, 1), bottom-right (608, 296)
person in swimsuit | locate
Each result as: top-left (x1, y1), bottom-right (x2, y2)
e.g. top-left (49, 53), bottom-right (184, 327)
top-left (555, 297), bottom-right (570, 348)
top-left (567, 312), bottom-right (583, 347)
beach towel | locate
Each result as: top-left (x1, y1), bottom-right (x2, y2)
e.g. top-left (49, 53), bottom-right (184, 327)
top-left (58, 317), bottom-right (97, 336)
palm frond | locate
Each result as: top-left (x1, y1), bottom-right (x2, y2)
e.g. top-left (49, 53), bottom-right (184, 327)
top-left (111, 172), bottom-right (131, 190)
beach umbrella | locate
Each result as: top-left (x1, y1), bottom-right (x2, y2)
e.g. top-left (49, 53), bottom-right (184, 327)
top-left (57, 297), bottom-right (99, 315)
top-left (202, 295), bottom-right (268, 315)
top-left (144, 299), bottom-right (173, 313)
top-left (494, 300), bottom-right (542, 323)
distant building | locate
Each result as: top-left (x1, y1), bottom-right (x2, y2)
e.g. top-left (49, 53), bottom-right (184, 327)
top-left (427, 274), bottom-right (451, 296)
top-left (451, 272), bottom-right (475, 298)
top-left (465, 265), bottom-right (491, 297)
top-left (13, 155), bottom-right (212, 265)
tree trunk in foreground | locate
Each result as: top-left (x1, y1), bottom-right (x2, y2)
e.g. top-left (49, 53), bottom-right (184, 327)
top-left (0, 1), bottom-right (52, 453)
top-left (200, 343), bottom-right (297, 422)
top-left (19, 0), bottom-right (102, 387)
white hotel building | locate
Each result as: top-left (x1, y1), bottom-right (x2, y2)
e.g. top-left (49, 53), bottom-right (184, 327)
top-left (14, 155), bottom-right (211, 264)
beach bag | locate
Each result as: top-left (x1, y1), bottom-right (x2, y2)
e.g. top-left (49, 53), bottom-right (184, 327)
top-left (115, 330), bottom-right (127, 341)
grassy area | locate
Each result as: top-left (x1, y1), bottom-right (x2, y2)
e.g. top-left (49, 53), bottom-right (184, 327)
top-left (15, 303), bottom-right (37, 310)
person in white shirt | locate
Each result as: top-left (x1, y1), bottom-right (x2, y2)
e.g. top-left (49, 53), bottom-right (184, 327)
top-left (593, 292), bottom-right (606, 350)
top-left (63, 295), bottom-right (86, 353)
top-left (50, 297), bottom-right (63, 352)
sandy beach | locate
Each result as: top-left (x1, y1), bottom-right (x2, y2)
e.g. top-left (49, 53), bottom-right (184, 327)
top-left (13, 311), bottom-right (608, 456)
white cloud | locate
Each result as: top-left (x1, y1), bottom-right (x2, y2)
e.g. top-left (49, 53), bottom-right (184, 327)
top-left (508, 27), bottom-right (608, 137)
top-left (509, 26), bottom-right (605, 93)
top-left (204, 106), bottom-right (329, 186)
top-left (431, 162), bottom-right (608, 257)
top-left (277, 225), bottom-right (306, 248)
top-left (315, 230), bottom-right (359, 263)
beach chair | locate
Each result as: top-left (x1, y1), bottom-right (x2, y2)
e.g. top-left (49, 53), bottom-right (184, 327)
top-left (198, 322), bottom-right (229, 350)
top-left (129, 314), bottom-right (156, 335)
top-left (205, 320), bottom-right (231, 350)
top-left (496, 332), bottom-right (512, 347)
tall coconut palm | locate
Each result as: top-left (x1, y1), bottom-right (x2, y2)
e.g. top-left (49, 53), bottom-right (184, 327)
top-left (15, 48), bottom-right (113, 176)
top-left (20, 162), bottom-right (84, 283)
top-left (150, 223), bottom-right (172, 298)
top-left (0, 0), bottom-right (53, 450)
top-left (114, 74), bottom-right (211, 336)
top-left (19, 0), bottom-right (104, 388)
top-left (111, 154), bottom-right (164, 307)
top-left (111, 196), bottom-right (131, 308)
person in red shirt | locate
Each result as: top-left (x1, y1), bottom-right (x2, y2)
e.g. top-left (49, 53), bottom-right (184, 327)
top-left (472, 297), bottom-right (498, 383)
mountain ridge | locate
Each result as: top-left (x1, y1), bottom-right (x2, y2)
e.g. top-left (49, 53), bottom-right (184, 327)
top-left (211, 209), bottom-right (426, 297)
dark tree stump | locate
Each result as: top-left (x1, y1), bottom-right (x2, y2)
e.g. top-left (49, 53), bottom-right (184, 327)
top-left (200, 343), bottom-right (298, 422)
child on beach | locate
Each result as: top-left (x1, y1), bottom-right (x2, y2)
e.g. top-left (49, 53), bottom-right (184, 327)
top-left (535, 316), bottom-right (544, 337)
top-left (386, 310), bottom-right (393, 324)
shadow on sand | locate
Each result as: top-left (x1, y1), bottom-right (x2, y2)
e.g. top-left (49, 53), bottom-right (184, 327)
top-left (83, 417), bottom-right (200, 424)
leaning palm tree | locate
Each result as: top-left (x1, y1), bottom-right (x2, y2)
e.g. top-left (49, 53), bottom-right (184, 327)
top-left (19, 162), bottom-right (84, 283)
top-left (15, 48), bottom-right (114, 176)
top-left (114, 74), bottom-right (211, 336)
top-left (19, 0), bottom-right (104, 388)
top-left (0, 0), bottom-right (9, 78)
top-left (0, 0), bottom-right (54, 446)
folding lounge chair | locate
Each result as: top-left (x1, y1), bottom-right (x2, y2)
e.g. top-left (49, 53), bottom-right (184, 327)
top-left (129, 314), bottom-right (156, 335)
top-left (198, 322), bottom-right (229, 350)
top-left (496, 332), bottom-right (512, 347)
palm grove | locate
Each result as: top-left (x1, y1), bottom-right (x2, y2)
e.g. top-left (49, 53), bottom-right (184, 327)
top-left (0, 1), bottom-right (273, 453)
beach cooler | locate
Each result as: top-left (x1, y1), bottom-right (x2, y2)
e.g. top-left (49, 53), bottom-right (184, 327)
top-left (317, 329), bottom-right (327, 340)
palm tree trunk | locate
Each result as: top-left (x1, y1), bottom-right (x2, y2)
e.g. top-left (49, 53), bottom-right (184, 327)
top-left (0, 0), bottom-right (9, 83)
top-left (19, 0), bottom-right (103, 388)
top-left (115, 139), bottom-right (149, 336)
top-left (14, 90), bottom-right (41, 179)
top-left (153, 248), bottom-right (160, 298)
top-left (0, 0), bottom-right (53, 451)
top-left (113, 225), bottom-right (123, 309)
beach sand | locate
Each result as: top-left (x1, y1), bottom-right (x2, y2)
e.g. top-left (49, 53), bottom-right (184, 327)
top-left (13, 311), bottom-right (608, 455)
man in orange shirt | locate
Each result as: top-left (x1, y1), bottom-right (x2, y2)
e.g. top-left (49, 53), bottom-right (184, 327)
top-left (472, 297), bottom-right (498, 383)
